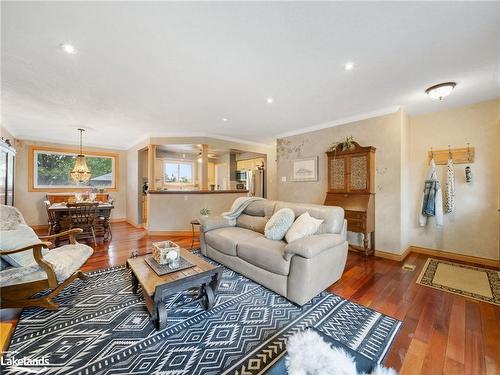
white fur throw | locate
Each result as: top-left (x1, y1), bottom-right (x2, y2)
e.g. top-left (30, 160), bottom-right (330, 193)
top-left (286, 330), bottom-right (398, 375)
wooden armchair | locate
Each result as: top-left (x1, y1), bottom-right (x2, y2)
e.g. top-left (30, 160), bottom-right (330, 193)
top-left (0, 228), bottom-right (93, 311)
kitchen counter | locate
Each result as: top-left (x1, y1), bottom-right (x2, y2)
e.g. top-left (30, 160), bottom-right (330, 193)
top-left (145, 190), bottom-right (248, 233)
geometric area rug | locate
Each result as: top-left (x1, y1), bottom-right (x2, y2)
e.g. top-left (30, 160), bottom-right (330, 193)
top-left (3, 252), bottom-right (402, 375)
top-left (417, 257), bottom-right (500, 306)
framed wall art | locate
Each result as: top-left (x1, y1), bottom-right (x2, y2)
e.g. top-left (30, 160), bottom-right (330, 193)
top-left (291, 157), bottom-right (318, 182)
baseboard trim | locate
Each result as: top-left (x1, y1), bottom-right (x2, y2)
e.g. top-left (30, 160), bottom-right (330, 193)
top-left (147, 230), bottom-right (198, 236)
top-left (126, 219), bottom-right (144, 229)
top-left (374, 247), bottom-right (411, 262)
top-left (409, 246), bottom-right (499, 268)
top-left (371, 245), bottom-right (498, 267)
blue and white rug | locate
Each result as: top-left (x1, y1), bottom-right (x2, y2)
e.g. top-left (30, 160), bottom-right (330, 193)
top-left (4, 253), bottom-right (402, 374)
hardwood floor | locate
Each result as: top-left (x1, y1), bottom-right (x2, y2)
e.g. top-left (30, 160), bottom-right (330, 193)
top-left (1, 221), bottom-right (499, 374)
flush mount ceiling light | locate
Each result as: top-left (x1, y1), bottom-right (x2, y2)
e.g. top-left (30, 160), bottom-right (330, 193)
top-left (60, 43), bottom-right (77, 54)
top-left (425, 82), bottom-right (456, 100)
top-left (266, 97), bottom-right (274, 104)
top-left (222, 118), bottom-right (229, 122)
top-left (344, 62), bottom-right (354, 71)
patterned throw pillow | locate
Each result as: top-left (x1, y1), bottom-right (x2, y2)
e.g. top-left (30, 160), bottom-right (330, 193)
top-left (264, 208), bottom-right (295, 241)
top-left (285, 212), bottom-right (324, 243)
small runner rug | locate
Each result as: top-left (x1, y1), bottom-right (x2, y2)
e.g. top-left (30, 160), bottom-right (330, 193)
top-left (4, 252), bottom-right (401, 375)
top-left (417, 258), bottom-right (500, 306)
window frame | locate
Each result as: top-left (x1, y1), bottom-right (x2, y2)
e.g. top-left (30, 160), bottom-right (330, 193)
top-left (163, 159), bottom-right (195, 186)
top-left (29, 146), bottom-right (119, 192)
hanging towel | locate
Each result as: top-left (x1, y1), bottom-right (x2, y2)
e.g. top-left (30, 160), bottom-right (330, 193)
top-left (419, 159), bottom-right (444, 227)
top-left (444, 158), bottom-right (455, 213)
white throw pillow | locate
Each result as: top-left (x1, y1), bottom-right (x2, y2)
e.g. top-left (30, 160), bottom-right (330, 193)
top-left (265, 208), bottom-right (295, 241)
top-left (0, 224), bottom-right (46, 267)
top-left (285, 212), bottom-right (323, 243)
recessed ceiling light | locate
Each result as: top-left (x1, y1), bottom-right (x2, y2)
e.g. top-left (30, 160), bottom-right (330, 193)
top-left (266, 97), bottom-right (274, 104)
top-left (60, 43), bottom-right (77, 54)
top-left (222, 118), bottom-right (229, 122)
top-left (425, 82), bottom-right (456, 100)
top-left (344, 62), bottom-right (354, 71)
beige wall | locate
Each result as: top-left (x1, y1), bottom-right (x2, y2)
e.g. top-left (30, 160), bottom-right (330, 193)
top-left (277, 110), bottom-right (407, 253)
top-left (408, 99), bottom-right (500, 260)
top-left (147, 192), bottom-right (248, 232)
top-left (277, 99), bottom-right (500, 260)
top-left (14, 139), bottom-right (127, 226)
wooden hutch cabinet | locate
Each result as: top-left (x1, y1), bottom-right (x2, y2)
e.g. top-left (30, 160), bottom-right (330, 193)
top-left (324, 142), bottom-right (375, 255)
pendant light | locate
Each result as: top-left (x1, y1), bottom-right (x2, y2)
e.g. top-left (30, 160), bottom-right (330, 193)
top-left (70, 128), bottom-right (92, 183)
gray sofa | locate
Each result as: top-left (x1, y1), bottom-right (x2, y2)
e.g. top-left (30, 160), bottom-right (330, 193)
top-left (200, 199), bottom-right (348, 305)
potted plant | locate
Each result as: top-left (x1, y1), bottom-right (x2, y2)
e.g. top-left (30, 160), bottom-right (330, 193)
top-left (200, 208), bottom-right (211, 218)
top-left (328, 136), bottom-right (355, 152)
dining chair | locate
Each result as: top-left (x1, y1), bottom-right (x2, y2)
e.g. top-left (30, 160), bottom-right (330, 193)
top-left (67, 202), bottom-right (99, 246)
top-left (44, 200), bottom-right (58, 235)
top-left (96, 207), bottom-right (113, 242)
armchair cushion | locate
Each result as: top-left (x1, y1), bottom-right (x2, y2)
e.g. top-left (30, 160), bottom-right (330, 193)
top-left (0, 205), bottom-right (26, 230)
top-left (284, 233), bottom-right (345, 260)
top-left (0, 224), bottom-right (48, 267)
top-left (199, 216), bottom-right (235, 233)
top-left (0, 243), bottom-right (93, 287)
top-left (44, 243), bottom-right (93, 282)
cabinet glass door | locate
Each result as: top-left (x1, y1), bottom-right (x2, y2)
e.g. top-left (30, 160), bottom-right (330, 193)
top-left (329, 156), bottom-right (348, 192)
top-left (348, 155), bottom-right (368, 192)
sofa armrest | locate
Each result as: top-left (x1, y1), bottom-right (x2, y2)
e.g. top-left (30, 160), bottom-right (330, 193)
top-left (341, 219), bottom-right (347, 240)
top-left (284, 234), bottom-right (346, 260)
top-left (199, 216), bottom-right (235, 233)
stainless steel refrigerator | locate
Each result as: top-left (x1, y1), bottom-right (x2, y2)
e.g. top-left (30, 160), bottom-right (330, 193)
top-left (248, 169), bottom-right (265, 198)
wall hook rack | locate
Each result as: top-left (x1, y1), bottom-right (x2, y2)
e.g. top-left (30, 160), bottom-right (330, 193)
top-left (428, 145), bottom-right (475, 165)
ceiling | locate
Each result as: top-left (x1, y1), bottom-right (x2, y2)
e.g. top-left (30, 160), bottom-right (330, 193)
top-left (2, 2), bottom-right (499, 149)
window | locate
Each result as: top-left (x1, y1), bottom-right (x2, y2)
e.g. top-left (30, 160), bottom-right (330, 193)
top-left (30, 147), bottom-right (119, 191)
top-left (164, 161), bottom-right (193, 184)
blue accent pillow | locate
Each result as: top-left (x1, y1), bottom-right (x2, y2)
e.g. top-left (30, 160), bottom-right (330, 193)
top-left (264, 208), bottom-right (295, 241)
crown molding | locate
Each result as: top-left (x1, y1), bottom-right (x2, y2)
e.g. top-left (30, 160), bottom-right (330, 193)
top-left (274, 106), bottom-right (401, 139)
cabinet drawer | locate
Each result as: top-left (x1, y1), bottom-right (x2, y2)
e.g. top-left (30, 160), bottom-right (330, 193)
top-left (347, 220), bottom-right (366, 231)
top-left (345, 211), bottom-right (366, 220)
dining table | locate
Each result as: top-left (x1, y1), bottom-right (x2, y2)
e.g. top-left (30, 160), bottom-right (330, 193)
top-left (47, 202), bottom-right (114, 244)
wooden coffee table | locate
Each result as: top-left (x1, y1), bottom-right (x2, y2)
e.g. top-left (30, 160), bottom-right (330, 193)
top-left (127, 248), bottom-right (223, 330)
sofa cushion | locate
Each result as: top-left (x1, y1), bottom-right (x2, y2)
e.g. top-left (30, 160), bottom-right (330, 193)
top-left (0, 224), bottom-right (47, 267)
top-left (275, 201), bottom-right (344, 235)
top-left (205, 227), bottom-right (263, 256)
top-left (237, 237), bottom-right (290, 276)
top-left (265, 208), bottom-right (295, 241)
top-left (243, 200), bottom-right (276, 217)
top-left (285, 212), bottom-right (323, 243)
top-left (236, 214), bottom-right (268, 234)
